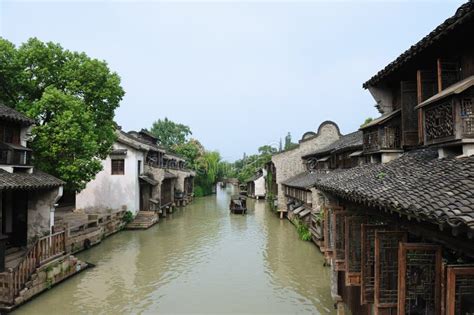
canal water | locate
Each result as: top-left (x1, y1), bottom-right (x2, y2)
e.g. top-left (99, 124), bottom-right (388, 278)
top-left (15, 186), bottom-right (334, 314)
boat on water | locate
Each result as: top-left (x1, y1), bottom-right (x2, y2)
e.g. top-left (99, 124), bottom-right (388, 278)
top-left (229, 195), bottom-right (247, 215)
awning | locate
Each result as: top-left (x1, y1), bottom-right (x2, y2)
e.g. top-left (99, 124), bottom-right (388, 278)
top-left (317, 156), bottom-right (330, 162)
top-left (360, 109), bottom-right (401, 130)
top-left (293, 206), bottom-right (305, 215)
top-left (415, 75), bottom-right (474, 109)
top-left (299, 209), bottom-right (311, 218)
top-left (349, 150), bottom-right (363, 157)
top-left (139, 175), bottom-right (158, 186)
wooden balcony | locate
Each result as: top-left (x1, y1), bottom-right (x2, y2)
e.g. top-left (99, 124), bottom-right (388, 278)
top-left (0, 146), bottom-right (32, 167)
top-left (363, 126), bottom-right (401, 153)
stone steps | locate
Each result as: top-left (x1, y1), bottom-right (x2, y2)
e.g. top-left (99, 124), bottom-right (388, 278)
top-left (126, 211), bottom-right (159, 230)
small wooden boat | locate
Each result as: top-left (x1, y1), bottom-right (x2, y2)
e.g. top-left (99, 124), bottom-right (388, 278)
top-left (230, 195), bottom-right (247, 215)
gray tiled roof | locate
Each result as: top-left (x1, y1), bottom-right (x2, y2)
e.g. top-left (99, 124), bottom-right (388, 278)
top-left (314, 148), bottom-right (474, 231)
top-left (359, 109), bottom-right (400, 130)
top-left (363, 1), bottom-right (474, 88)
top-left (0, 169), bottom-right (64, 190)
top-left (282, 171), bottom-right (328, 189)
top-left (0, 104), bottom-right (35, 125)
top-left (303, 131), bottom-right (363, 158)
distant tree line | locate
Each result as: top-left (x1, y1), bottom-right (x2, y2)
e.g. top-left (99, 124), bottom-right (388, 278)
top-left (149, 118), bottom-right (230, 197)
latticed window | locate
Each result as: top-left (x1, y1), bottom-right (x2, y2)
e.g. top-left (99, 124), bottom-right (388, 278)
top-left (374, 231), bottom-right (407, 312)
top-left (333, 210), bottom-right (348, 271)
top-left (446, 266), bottom-right (474, 315)
top-left (323, 206), bottom-right (341, 256)
top-left (461, 98), bottom-right (474, 136)
top-left (361, 224), bottom-right (387, 305)
top-left (345, 216), bottom-right (366, 286)
top-left (363, 130), bottom-right (379, 151)
top-left (398, 243), bottom-right (442, 315)
top-left (111, 159), bottom-right (125, 175)
top-left (381, 126), bottom-right (401, 149)
top-left (425, 101), bottom-right (455, 141)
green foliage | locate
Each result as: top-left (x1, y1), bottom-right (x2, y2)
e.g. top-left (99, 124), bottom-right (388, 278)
top-left (361, 117), bottom-right (374, 128)
top-left (284, 132), bottom-right (298, 151)
top-left (193, 186), bottom-right (205, 197)
top-left (29, 87), bottom-right (103, 191)
top-left (173, 138), bottom-right (205, 170)
top-left (314, 211), bottom-right (323, 223)
top-left (295, 220), bottom-right (312, 241)
top-left (150, 117), bottom-right (192, 149)
top-left (195, 151), bottom-right (223, 195)
top-left (0, 37), bottom-right (124, 191)
top-left (377, 172), bottom-right (386, 179)
top-left (148, 118), bottom-right (233, 197)
top-left (123, 211), bottom-right (134, 224)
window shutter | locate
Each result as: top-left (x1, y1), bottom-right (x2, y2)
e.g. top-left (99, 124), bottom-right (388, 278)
top-left (398, 243), bottom-right (442, 315)
top-left (345, 216), bottom-right (367, 286)
top-left (374, 231), bottom-right (407, 313)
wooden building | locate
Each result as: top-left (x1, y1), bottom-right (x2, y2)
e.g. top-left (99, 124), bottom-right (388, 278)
top-left (0, 104), bottom-right (87, 309)
top-left (280, 131), bottom-right (363, 238)
top-left (271, 121), bottom-right (341, 218)
top-left (301, 3), bottom-right (474, 314)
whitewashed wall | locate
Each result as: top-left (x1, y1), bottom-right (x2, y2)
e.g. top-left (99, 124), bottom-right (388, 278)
top-left (76, 142), bottom-right (145, 215)
top-left (254, 169), bottom-right (267, 198)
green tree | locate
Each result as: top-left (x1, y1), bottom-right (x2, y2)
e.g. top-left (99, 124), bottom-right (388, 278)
top-left (173, 138), bottom-right (205, 170)
top-left (150, 117), bottom-right (192, 149)
top-left (360, 117), bottom-right (374, 128)
top-left (30, 87), bottom-right (102, 190)
top-left (0, 38), bottom-right (125, 191)
top-left (194, 151), bottom-right (223, 196)
top-left (284, 132), bottom-right (298, 150)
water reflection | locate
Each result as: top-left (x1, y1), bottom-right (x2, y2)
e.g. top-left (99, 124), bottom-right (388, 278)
top-left (15, 185), bottom-right (334, 314)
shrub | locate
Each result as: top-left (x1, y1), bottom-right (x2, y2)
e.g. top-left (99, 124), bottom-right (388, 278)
top-left (123, 211), bottom-right (134, 224)
top-left (194, 186), bottom-right (205, 197)
top-left (296, 220), bottom-right (312, 241)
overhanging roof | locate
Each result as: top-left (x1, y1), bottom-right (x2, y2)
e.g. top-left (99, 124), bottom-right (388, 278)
top-left (415, 75), bottom-right (474, 109)
top-left (0, 103), bottom-right (35, 126)
top-left (0, 169), bottom-right (64, 190)
top-left (363, 1), bottom-right (474, 88)
top-left (359, 109), bottom-right (401, 130)
top-left (139, 174), bottom-right (158, 186)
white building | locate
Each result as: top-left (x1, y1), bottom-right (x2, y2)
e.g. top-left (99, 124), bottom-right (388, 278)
top-left (246, 169), bottom-right (267, 199)
top-left (76, 130), bottom-right (149, 215)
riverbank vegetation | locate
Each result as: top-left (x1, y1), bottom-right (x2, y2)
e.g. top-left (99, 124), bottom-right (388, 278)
top-left (229, 132), bottom-right (297, 183)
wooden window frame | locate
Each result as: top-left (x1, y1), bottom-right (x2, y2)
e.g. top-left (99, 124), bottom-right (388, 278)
top-left (332, 209), bottom-right (349, 271)
top-left (374, 231), bottom-right (407, 313)
top-left (361, 224), bottom-right (387, 305)
top-left (398, 243), bottom-right (442, 315)
top-left (323, 205), bottom-right (342, 258)
top-left (446, 265), bottom-right (474, 315)
top-left (111, 159), bottom-right (125, 175)
top-left (344, 216), bottom-right (367, 286)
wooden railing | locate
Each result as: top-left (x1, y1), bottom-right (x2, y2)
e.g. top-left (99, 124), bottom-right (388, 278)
top-left (0, 231), bottom-right (66, 305)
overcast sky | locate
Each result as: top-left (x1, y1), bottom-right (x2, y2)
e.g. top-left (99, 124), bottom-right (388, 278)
top-left (0, 0), bottom-right (465, 161)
